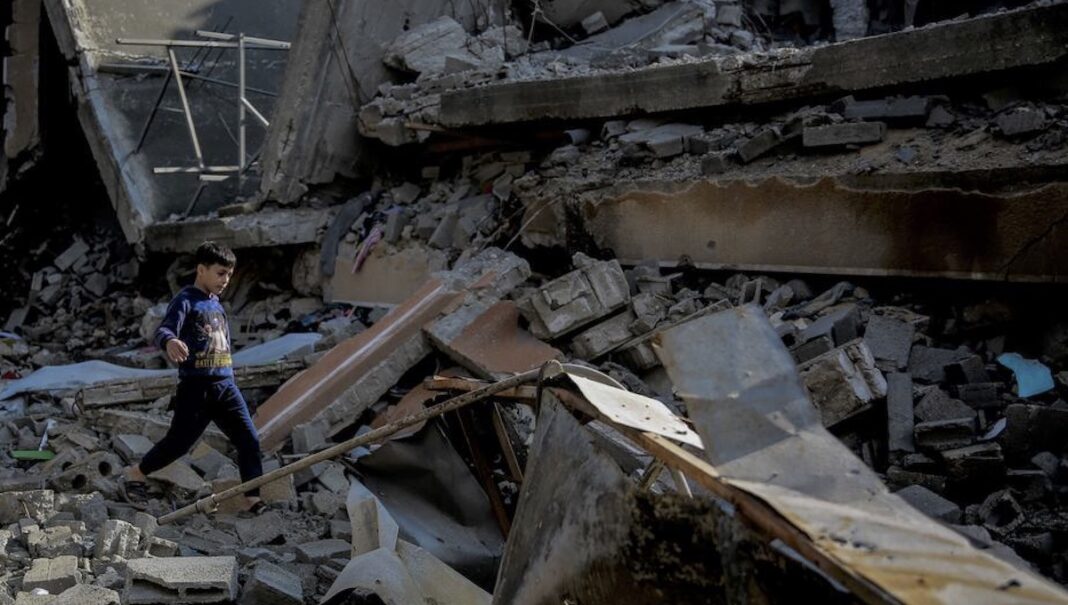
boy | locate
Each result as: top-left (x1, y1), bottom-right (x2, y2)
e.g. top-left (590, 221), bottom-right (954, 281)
top-left (121, 241), bottom-right (264, 513)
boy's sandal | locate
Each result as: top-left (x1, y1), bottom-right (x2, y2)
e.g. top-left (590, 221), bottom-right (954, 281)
top-left (246, 499), bottom-right (268, 516)
top-left (118, 477), bottom-right (149, 507)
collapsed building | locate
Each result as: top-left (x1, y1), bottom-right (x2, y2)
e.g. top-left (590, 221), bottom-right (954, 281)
top-left (1, 0), bottom-right (1068, 602)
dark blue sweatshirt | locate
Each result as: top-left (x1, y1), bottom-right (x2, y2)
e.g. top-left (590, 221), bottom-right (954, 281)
top-left (154, 286), bottom-right (234, 379)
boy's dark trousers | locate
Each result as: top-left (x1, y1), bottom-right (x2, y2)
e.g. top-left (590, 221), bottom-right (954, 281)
top-left (139, 377), bottom-right (263, 496)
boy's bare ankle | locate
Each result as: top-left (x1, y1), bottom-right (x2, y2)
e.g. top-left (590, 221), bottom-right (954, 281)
top-left (125, 466), bottom-right (146, 482)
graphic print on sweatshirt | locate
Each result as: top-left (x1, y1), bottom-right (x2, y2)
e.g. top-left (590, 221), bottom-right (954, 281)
top-left (193, 303), bottom-right (232, 369)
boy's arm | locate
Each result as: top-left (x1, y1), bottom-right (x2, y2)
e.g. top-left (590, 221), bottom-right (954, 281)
top-left (154, 296), bottom-right (190, 350)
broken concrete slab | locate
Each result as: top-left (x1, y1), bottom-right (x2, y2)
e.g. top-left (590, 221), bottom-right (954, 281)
top-left (124, 556), bottom-right (238, 604)
top-left (442, 5), bottom-right (1068, 125)
top-left (914, 418), bottom-right (976, 452)
top-left (914, 388), bottom-right (977, 423)
top-left (295, 539), bottom-right (350, 564)
top-left (256, 249), bottom-right (529, 449)
top-left (327, 244), bottom-right (448, 307)
top-left (384, 17), bottom-right (478, 76)
top-left (239, 561), bottom-right (303, 605)
top-left (52, 584), bottom-right (121, 605)
top-left (95, 519), bottom-right (142, 560)
top-left (143, 208), bottom-right (337, 253)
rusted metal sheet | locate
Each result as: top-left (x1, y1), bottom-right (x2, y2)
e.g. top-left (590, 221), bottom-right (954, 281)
top-left (428, 301), bottom-right (563, 379)
top-left (654, 305), bottom-right (1068, 604)
top-left (581, 179), bottom-right (1068, 282)
top-left (254, 278), bottom-right (460, 450)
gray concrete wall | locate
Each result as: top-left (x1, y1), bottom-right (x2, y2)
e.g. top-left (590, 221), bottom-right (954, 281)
top-left (257, 0), bottom-right (499, 205)
top-left (44, 0), bottom-right (301, 241)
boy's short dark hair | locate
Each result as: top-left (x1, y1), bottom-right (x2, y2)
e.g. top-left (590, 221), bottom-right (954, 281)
top-left (195, 241), bottom-right (236, 268)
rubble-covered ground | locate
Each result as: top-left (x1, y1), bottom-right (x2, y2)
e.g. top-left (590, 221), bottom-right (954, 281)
top-left (2, 0), bottom-right (1068, 603)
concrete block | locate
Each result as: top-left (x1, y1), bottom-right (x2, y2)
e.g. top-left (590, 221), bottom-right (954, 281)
top-left (802, 122), bottom-right (885, 147)
top-left (239, 561), bottom-right (303, 605)
top-left (978, 489), bottom-right (1024, 536)
top-left (295, 539), bottom-right (350, 564)
top-left (995, 107), bottom-right (1047, 137)
top-left (886, 466), bottom-right (948, 494)
top-left (908, 345), bottom-right (972, 383)
top-left (53, 584), bottom-right (121, 605)
top-left (841, 96), bottom-right (930, 120)
top-left (800, 304), bottom-right (859, 347)
top-left (581, 11), bottom-right (609, 35)
top-left (1031, 451), bottom-right (1061, 478)
top-left (571, 310), bottom-right (637, 359)
top-left (347, 479), bottom-right (399, 557)
top-left (0, 490), bottom-right (55, 525)
top-left (147, 536), bottom-right (179, 558)
top-left (791, 335), bottom-right (834, 364)
top-left (95, 520), bottom-right (142, 560)
top-left (518, 256), bottom-right (630, 339)
top-left (701, 151), bottom-right (732, 175)
top-left (914, 388), bottom-right (977, 423)
top-left (383, 17), bottom-right (475, 76)
top-left (864, 314), bottom-right (914, 370)
top-left (1006, 469), bottom-right (1052, 503)
top-left (124, 556), bottom-right (238, 604)
top-left (799, 340), bottom-right (886, 427)
top-left (28, 526), bottom-right (84, 558)
top-left (290, 422), bottom-right (326, 454)
top-left (54, 240), bottom-right (90, 272)
top-left (737, 128), bottom-right (781, 163)
top-left (1001, 404), bottom-right (1068, 461)
top-left (308, 490), bottom-right (342, 517)
top-left (886, 372), bottom-right (915, 453)
top-left (895, 484), bottom-right (961, 523)
top-left (316, 461), bottom-right (350, 494)
top-left (112, 434), bottom-right (154, 463)
top-left (50, 451), bottom-right (123, 497)
top-left (914, 418), bottom-right (975, 452)
top-left (941, 443), bottom-right (1005, 485)
top-left (22, 556), bottom-right (81, 594)
top-left (955, 383), bottom-right (1001, 409)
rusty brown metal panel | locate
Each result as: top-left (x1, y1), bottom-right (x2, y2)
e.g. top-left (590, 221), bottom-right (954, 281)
top-left (580, 179), bottom-right (1068, 282)
top-left (254, 278), bottom-right (461, 449)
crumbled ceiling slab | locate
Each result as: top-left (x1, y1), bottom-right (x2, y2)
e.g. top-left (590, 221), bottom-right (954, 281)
top-left (440, 4), bottom-right (1068, 126)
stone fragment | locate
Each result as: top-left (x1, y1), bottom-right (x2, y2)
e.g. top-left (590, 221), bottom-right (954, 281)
top-left (347, 480), bottom-right (399, 557)
top-left (914, 388), bottom-right (977, 423)
top-left (1006, 469), bottom-right (1052, 503)
top-left (864, 314), bottom-right (914, 370)
top-left (383, 17), bottom-right (478, 76)
top-left (581, 11), bottom-right (609, 35)
top-left (886, 372), bottom-right (915, 453)
top-left (799, 304), bottom-right (859, 347)
top-left (236, 512), bottom-right (285, 547)
top-left (295, 539), bottom-right (351, 564)
top-left (239, 561), bottom-right (303, 605)
top-left (112, 434), bottom-right (154, 462)
top-left (28, 526), bottom-right (84, 558)
top-left (1001, 404), bottom-right (1068, 461)
top-left (829, 0), bottom-right (868, 41)
top-left (954, 383), bottom-right (1001, 409)
top-left (53, 584), bottom-right (121, 605)
top-left (54, 240), bottom-right (90, 272)
top-left (886, 466), bottom-right (948, 494)
top-left (188, 443), bottom-right (232, 480)
top-left (896, 485), bottom-right (961, 523)
top-left (95, 520), bottom-right (142, 560)
top-left (291, 422), bottom-right (326, 455)
top-left (840, 96), bottom-right (930, 120)
top-left (945, 355), bottom-right (989, 384)
top-left (148, 461), bottom-right (206, 493)
top-left (995, 107), bottom-right (1047, 137)
top-left (571, 310), bottom-right (638, 359)
top-left (124, 556), bottom-right (237, 604)
top-left (802, 122), bottom-right (885, 147)
top-left (908, 345), bottom-right (971, 383)
top-left (1030, 451), bottom-right (1060, 478)
top-left (147, 536), bottom-right (179, 558)
top-left (0, 490), bottom-right (55, 525)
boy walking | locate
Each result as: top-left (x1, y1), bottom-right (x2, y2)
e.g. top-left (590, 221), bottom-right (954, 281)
top-left (121, 241), bottom-right (264, 512)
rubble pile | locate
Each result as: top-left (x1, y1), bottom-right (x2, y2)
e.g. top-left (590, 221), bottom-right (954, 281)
top-left (2, 0), bottom-right (1068, 602)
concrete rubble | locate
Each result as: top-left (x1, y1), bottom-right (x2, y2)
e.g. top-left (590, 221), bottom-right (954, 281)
top-left (1, 0), bottom-right (1068, 602)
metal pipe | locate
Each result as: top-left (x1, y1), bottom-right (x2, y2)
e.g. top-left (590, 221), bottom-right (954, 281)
top-left (154, 166), bottom-right (239, 174)
top-left (167, 48), bottom-right (205, 171)
top-left (237, 34), bottom-right (246, 196)
top-left (194, 30), bottom-right (290, 48)
top-left (97, 63), bottom-right (278, 97)
top-left (116, 38), bottom-right (288, 50)
top-left (241, 98), bottom-right (270, 128)
top-left (157, 366), bottom-right (547, 525)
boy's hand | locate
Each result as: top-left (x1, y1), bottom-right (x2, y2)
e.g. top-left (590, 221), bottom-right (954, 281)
top-left (165, 339), bottom-right (189, 363)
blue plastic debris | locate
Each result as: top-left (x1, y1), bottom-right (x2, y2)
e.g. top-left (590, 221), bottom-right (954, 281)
top-left (996, 353), bottom-right (1055, 398)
